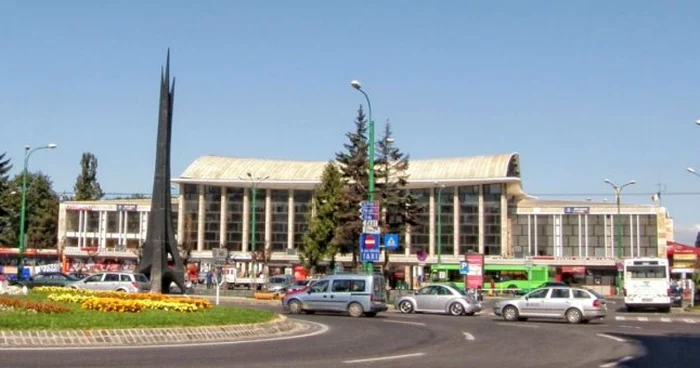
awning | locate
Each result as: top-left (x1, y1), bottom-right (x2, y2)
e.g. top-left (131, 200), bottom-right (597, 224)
top-left (561, 266), bottom-right (586, 274)
top-left (666, 241), bottom-right (700, 257)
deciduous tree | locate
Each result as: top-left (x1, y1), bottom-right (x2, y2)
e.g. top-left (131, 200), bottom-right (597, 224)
top-left (73, 152), bottom-right (104, 200)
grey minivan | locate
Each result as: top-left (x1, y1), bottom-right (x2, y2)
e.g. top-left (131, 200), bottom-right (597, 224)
top-left (282, 273), bottom-right (388, 317)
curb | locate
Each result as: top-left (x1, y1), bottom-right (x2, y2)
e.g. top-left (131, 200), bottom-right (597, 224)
top-left (0, 315), bottom-right (304, 347)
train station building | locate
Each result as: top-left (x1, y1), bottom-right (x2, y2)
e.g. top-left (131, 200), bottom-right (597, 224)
top-left (57, 152), bottom-right (673, 293)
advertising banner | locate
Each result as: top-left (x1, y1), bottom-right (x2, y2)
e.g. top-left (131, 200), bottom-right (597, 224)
top-left (464, 253), bottom-right (484, 289)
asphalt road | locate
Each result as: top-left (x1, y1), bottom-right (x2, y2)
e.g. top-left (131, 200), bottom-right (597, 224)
top-left (2, 298), bottom-right (699, 368)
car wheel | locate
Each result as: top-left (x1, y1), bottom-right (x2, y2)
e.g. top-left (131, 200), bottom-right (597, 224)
top-left (449, 302), bottom-right (465, 316)
top-left (503, 305), bottom-right (519, 322)
top-left (287, 300), bottom-right (303, 314)
top-left (398, 301), bottom-right (414, 314)
top-left (348, 302), bottom-right (364, 317)
top-left (565, 308), bottom-right (583, 324)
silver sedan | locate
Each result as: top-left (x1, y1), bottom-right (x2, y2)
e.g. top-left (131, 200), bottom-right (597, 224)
top-left (396, 284), bottom-right (482, 316)
top-left (493, 287), bottom-right (607, 324)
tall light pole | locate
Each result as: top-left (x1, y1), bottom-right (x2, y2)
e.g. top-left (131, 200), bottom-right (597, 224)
top-left (687, 167), bottom-right (700, 179)
top-left (603, 178), bottom-right (636, 296)
top-left (17, 143), bottom-right (58, 279)
top-left (435, 182), bottom-right (446, 266)
top-left (351, 80), bottom-right (375, 274)
top-left (239, 172), bottom-right (269, 290)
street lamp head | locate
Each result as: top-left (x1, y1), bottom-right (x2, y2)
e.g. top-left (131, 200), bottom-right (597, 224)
top-left (628, 180), bottom-right (636, 185)
top-left (47, 143), bottom-right (58, 149)
top-left (261, 175), bottom-right (270, 181)
top-left (688, 167), bottom-right (696, 174)
top-left (604, 178), bottom-right (612, 184)
top-left (350, 80), bottom-right (362, 90)
top-left (246, 172), bottom-right (252, 178)
top-left (386, 137), bottom-right (395, 143)
top-left (695, 119), bottom-right (700, 126)
top-left (24, 145), bottom-right (30, 151)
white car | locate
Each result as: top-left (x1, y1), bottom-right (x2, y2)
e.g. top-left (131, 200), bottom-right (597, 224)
top-left (396, 284), bottom-right (482, 316)
top-left (68, 272), bottom-right (151, 293)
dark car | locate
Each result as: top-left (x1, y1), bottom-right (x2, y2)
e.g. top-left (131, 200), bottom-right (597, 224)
top-left (13, 272), bottom-right (81, 289)
top-left (69, 272), bottom-right (90, 280)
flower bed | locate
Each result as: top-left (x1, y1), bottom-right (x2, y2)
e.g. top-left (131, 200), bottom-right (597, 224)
top-left (38, 287), bottom-right (211, 313)
top-left (0, 295), bottom-right (70, 314)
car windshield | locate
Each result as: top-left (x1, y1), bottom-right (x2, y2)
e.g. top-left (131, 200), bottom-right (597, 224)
top-left (65, 275), bottom-right (80, 281)
top-left (584, 288), bottom-right (605, 299)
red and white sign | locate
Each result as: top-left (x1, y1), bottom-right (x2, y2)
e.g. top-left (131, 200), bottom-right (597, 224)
top-left (465, 253), bottom-right (485, 289)
top-left (363, 235), bottom-right (376, 249)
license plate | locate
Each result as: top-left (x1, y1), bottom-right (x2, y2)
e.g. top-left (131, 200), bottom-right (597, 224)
top-left (642, 298), bottom-right (653, 302)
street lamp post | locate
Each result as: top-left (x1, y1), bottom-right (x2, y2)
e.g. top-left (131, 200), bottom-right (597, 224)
top-left (435, 183), bottom-right (446, 266)
top-left (240, 173), bottom-right (269, 291)
top-left (351, 80), bottom-right (375, 274)
top-left (603, 178), bottom-right (636, 296)
top-left (17, 143), bottom-right (58, 279)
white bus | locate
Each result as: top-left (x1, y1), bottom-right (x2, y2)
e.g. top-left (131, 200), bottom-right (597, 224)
top-left (623, 258), bottom-right (671, 312)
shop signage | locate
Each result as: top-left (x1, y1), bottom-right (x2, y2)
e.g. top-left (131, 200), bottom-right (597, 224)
top-left (564, 207), bottom-right (589, 214)
top-left (116, 204), bottom-right (138, 211)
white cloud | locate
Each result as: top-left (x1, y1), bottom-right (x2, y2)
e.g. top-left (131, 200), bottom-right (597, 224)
top-left (673, 224), bottom-right (700, 245)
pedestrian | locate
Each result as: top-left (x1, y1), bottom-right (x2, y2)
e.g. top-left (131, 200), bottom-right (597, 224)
top-left (206, 270), bottom-right (213, 290)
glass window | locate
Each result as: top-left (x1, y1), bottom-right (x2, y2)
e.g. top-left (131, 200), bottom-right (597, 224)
top-left (526, 288), bottom-right (549, 299)
top-left (626, 266), bottom-right (667, 279)
top-left (351, 280), bottom-right (366, 292)
top-left (436, 187), bottom-right (455, 257)
top-left (270, 190), bottom-right (289, 252)
top-left (418, 286), bottom-right (436, 295)
top-left (458, 185), bottom-right (479, 254)
top-left (573, 290), bottom-right (591, 299)
top-left (483, 184), bottom-right (502, 256)
top-left (409, 189), bottom-right (431, 254)
top-left (126, 211), bottom-right (140, 234)
top-left (293, 190), bottom-right (312, 250)
top-left (120, 274), bottom-right (131, 282)
top-left (203, 186), bottom-right (222, 250)
top-left (104, 274), bottom-right (120, 282)
top-left (85, 274), bottom-right (103, 283)
top-left (106, 212), bottom-right (118, 233)
top-left (66, 211), bottom-right (80, 232)
top-left (134, 274), bottom-right (149, 283)
top-left (550, 289), bottom-right (570, 299)
top-left (86, 211), bottom-right (100, 232)
top-left (436, 286), bottom-right (452, 295)
top-left (310, 280), bottom-right (329, 293)
top-left (226, 187), bottom-right (244, 251)
top-left (332, 279), bottom-right (351, 292)
top-left (183, 184), bottom-right (199, 249)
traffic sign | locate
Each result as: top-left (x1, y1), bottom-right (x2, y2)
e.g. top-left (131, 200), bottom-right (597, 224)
top-left (359, 233), bottom-right (380, 263)
top-left (459, 261), bottom-right (469, 275)
top-left (358, 201), bottom-right (380, 221)
top-left (384, 234), bottom-right (399, 251)
top-left (362, 220), bottom-right (381, 234)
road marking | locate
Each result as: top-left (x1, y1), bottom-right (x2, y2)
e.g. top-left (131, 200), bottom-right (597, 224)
top-left (597, 333), bottom-right (626, 343)
top-left (599, 355), bottom-right (634, 367)
top-left (0, 320), bottom-right (329, 351)
top-left (463, 332), bottom-right (475, 341)
top-left (637, 317), bottom-right (648, 322)
top-left (660, 318), bottom-right (671, 323)
top-left (683, 319), bottom-right (696, 324)
top-left (343, 352), bottom-right (426, 364)
top-left (383, 320), bottom-right (426, 327)
top-left (619, 325), bottom-right (641, 329)
top-left (494, 322), bottom-right (539, 328)
top-left (615, 316), bottom-right (626, 321)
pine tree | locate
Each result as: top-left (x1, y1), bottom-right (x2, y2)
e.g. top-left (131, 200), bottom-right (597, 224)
top-left (299, 162), bottom-right (343, 275)
top-left (0, 152), bottom-right (13, 237)
top-left (334, 105), bottom-right (370, 268)
top-left (73, 152), bottom-right (104, 200)
top-left (376, 121), bottom-right (420, 267)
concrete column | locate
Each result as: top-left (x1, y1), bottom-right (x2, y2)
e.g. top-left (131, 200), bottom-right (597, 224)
top-left (500, 190), bottom-right (508, 256)
top-left (265, 189), bottom-right (272, 254)
top-left (78, 210), bottom-right (84, 248)
top-left (429, 188), bottom-right (436, 257)
top-left (177, 185), bottom-right (185, 246)
top-left (404, 225), bottom-right (411, 256)
top-left (220, 187), bottom-right (228, 248)
top-left (454, 188), bottom-right (460, 257)
top-left (242, 188), bottom-right (249, 253)
top-left (197, 184), bottom-right (205, 251)
top-left (288, 190), bottom-right (294, 250)
top-left (117, 210), bottom-right (123, 247)
top-left (478, 185), bottom-right (485, 254)
top-left (99, 211), bottom-right (106, 248)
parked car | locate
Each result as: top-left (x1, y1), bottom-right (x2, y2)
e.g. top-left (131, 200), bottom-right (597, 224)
top-left (396, 283), bottom-right (482, 316)
top-left (12, 272), bottom-right (80, 289)
top-left (282, 273), bottom-right (388, 317)
top-left (493, 287), bottom-right (607, 324)
top-left (266, 274), bottom-right (295, 294)
top-left (67, 272), bottom-right (151, 293)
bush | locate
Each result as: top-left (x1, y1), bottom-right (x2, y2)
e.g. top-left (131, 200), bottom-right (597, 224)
top-left (0, 296), bottom-right (70, 314)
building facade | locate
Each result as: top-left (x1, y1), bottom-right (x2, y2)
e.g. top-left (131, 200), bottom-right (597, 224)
top-left (57, 153), bottom-right (673, 291)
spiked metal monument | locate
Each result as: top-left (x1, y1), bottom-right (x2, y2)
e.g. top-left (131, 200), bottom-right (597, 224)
top-left (137, 51), bottom-right (186, 294)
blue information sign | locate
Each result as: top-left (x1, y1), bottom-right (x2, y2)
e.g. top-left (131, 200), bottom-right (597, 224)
top-left (384, 234), bottom-right (399, 251)
top-left (359, 233), bottom-right (380, 262)
top-left (459, 261), bottom-right (469, 275)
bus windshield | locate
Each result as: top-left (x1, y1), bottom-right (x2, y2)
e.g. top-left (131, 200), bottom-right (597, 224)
top-left (626, 265), bottom-right (666, 279)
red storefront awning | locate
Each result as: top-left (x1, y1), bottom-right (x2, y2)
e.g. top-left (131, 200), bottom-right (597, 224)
top-left (666, 241), bottom-right (700, 257)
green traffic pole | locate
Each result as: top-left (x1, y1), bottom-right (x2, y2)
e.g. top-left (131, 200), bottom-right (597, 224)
top-left (17, 151), bottom-right (30, 279)
top-left (437, 185), bottom-right (442, 266)
top-left (355, 85), bottom-right (374, 275)
top-left (615, 189), bottom-right (622, 296)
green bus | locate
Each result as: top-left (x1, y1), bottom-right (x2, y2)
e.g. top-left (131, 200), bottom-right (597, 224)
top-left (429, 264), bottom-right (556, 294)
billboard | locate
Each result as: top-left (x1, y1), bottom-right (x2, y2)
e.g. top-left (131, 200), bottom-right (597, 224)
top-left (464, 252), bottom-right (484, 289)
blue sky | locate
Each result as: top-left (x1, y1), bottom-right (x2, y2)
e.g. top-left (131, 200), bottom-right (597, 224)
top-left (2, 1), bottom-right (700, 244)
